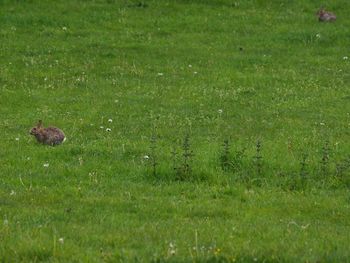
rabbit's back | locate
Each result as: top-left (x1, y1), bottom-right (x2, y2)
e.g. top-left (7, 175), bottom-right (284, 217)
top-left (319, 11), bottom-right (336, 21)
top-left (44, 127), bottom-right (65, 145)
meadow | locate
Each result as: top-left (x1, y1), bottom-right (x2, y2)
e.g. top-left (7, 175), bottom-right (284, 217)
top-left (1, 0), bottom-right (350, 261)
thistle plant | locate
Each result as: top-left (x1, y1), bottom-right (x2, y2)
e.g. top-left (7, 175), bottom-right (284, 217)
top-left (254, 140), bottom-right (263, 177)
top-left (335, 156), bottom-right (350, 184)
top-left (149, 133), bottom-right (158, 177)
top-left (300, 152), bottom-right (308, 178)
top-left (320, 140), bottom-right (330, 177)
top-left (171, 143), bottom-right (178, 174)
top-left (299, 152), bottom-right (308, 188)
top-left (176, 133), bottom-right (193, 181)
top-left (147, 118), bottom-right (160, 178)
top-left (220, 139), bottom-right (231, 171)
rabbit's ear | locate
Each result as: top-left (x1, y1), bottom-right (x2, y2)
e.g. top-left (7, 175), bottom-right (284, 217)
top-left (37, 120), bottom-right (43, 128)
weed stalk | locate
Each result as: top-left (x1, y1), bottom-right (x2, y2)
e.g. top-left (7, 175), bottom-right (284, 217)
top-left (254, 140), bottom-right (263, 176)
top-left (171, 143), bottom-right (178, 174)
top-left (299, 152), bottom-right (308, 187)
top-left (321, 140), bottom-right (330, 177)
top-left (220, 139), bottom-right (231, 171)
top-left (177, 133), bottom-right (193, 180)
top-left (149, 132), bottom-right (158, 177)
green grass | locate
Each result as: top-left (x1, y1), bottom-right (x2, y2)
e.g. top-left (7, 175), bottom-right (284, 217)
top-left (1, 0), bottom-right (350, 261)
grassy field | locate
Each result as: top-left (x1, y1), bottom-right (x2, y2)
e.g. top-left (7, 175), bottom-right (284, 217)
top-left (1, 0), bottom-right (350, 261)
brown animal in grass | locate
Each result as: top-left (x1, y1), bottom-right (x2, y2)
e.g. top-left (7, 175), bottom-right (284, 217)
top-left (317, 8), bottom-right (336, 22)
top-left (30, 120), bottom-right (65, 146)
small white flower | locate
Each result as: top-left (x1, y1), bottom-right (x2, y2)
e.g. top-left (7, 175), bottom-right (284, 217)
top-left (194, 71), bottom-right (198, 74)
top-left (188, 64), bottom-right (192, 68)
top-left (100, 126), bottom-right (104, 129)
top-left (62, 26), bottom-right (67, 31)
top-left (15, 137), bottom-right (19, 141)
top-left (218, 109), bottom-right (223, 114)
top-left (343, 56), bottom-right (348, 60)
top-left (106, 128), bottom-right (111, 132)
top-left (10, 190), bottom-right (15, 196)
top-left (320, 122), bottom-right (325, 126)
top-left (114, 99), bottom-right (119, 103)
top-left (58, 238), bottom-right (64, 244)
top-left (168, 242), bottom-right (176, 255)
top-left (43, 163), bottom-right (49, 168)
top-left (316, 33), bottom-right (321, 38)
top-left (157, 73), bottom-right (164, 76)
top-left (108, 118), bottom-right (113, 123)
top-left (143, 155), bottom-right (149, 160)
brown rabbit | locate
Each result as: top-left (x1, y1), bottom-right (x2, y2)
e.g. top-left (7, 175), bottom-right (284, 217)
top-left (30, 120), bottom-right (66, 146)
top-left (317, 8), bottom-right (336, 22)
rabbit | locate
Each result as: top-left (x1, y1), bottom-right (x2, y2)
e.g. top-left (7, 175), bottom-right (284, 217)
top-left (317, 8), bottom-right (336, 22)
top-left (30, 120), bottom-right (66, 146)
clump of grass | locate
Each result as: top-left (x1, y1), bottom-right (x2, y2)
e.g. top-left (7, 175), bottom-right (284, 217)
top-left (219, 139), bottom-right (248, 183)
top-left (126, 1), bottom-right (148, 8)
top-left (335, 155), bottom-right (350, 187)
top-left (232, 146), bottom-right (246, 175)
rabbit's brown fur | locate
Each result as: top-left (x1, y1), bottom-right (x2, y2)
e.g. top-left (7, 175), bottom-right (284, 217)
top-left (317, 8), bottom-right (336, 22)
top-left (30, 120), bottom-right (65, 146)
